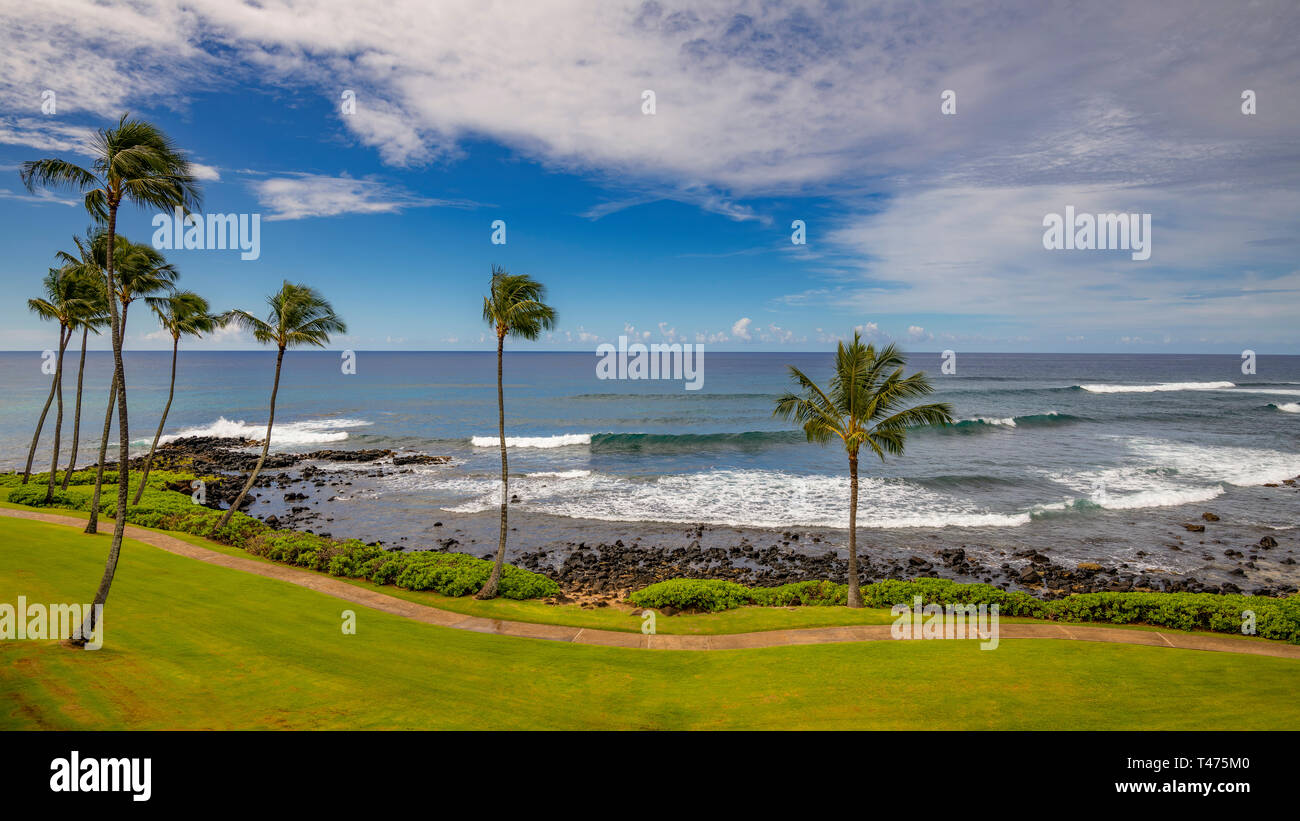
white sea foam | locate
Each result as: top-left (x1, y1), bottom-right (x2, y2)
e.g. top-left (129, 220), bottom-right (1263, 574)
top-left (1077, 381), bottom-right (1234, 393)
top-left (470, 433), bottom-right (592, 448)
top-left (1126, 438), bottom-right (1300, 487)
top-left (1045, 438), bottom-right (1300, 512)
top-left (157, 416), bottom-right (371, 447)
top-left (1236, 388), bottom-right (1300, 397)
top-left (525, 470), bottom-right (592, 478)
top-left (961, 416), bottom-right (1019, 427)
top-left (1272, 402), bottom-right (1300, 413)
top-left (435, 469), bottom-right (1030, 530)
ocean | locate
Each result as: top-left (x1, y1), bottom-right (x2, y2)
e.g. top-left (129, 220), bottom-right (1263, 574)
top-left (3, 350), bottom-right (1298, 587)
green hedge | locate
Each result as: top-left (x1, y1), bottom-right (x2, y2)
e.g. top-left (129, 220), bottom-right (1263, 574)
top-left (245, 530), bottom-right (559, 600)
top-left (3, 470), bottom-right (557, 600)
top-left (628, 578), bottom-right (752, 612)
top-left (630, 577), bottom-right (1300, 643)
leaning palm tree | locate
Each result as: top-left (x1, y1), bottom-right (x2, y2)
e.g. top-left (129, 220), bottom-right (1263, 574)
top-left (774, 332), bottom-right (953, 608)
top-left (23, 268), bottom-right (92, 498)
top-left (21, 114), bottom-right (200, 645)
top-left (70, 234), bottom-right (177, 534)
top-left (60, 259), bottom-right (111, 490)
top-left (133, 291), bottom-right (222, 504)
top-left (475, 266), bottom-right (556, 600)
top-left (217, 282), bottom-right (346, 528)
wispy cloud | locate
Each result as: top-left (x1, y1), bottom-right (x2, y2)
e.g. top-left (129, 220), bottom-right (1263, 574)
top-left (0, 118), bottom-right (96, 154)
top-left (0, 187), bottom-right (79, 207)
top-left (251, 173), bottom-right (480, 221)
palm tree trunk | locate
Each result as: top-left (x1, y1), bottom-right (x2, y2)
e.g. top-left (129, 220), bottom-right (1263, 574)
top-left (76, 205), bottom-right (128, 647)
top-left (44, 326), bottom-right (70, 503)
top-left (62, 326), bottom-right (89, 490)
top-left (218, 346), bottom-right (284, 529)
top-left (84, 375), bottom-right (116, 534)
top-left (21, 343), bottom-right (61, 484)
top-left (477, 330), bottom-right (509, 600)
top-left (846, 452), bottom-right (862, 608)
top-left (133, 335), bottom-right (178, 504)
top-left (85, 302), bottom-right (128, 534)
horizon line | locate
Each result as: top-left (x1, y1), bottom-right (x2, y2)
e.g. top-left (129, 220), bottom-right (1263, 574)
top-left (1, 348), bottom-right (1295, 356)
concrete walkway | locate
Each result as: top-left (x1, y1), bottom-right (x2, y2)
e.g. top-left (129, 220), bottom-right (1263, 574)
top-left (5, 507), bottom-right (1299, 658)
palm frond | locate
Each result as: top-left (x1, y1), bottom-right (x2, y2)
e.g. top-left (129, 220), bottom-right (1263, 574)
top-left (19, 158), bottom-right (101, 195)
top-left (226, 282), bottom-right (344, 349)
top-left (483, 266), bottom-right (557, 340)
top-left (774, 330), bottom-right (954, 461)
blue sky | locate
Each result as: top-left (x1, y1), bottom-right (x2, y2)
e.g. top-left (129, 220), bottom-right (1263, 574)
top-left (1, 0), bottom-right (1297, 353)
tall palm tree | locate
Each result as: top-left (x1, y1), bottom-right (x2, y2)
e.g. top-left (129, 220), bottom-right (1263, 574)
top-left (475, 266), bottom-right (556, 600)
top-left (60, 255), bottom-right (111, 490)
top-left (21, 114), bottom-right (200, 645)
top-left (217, 282), bottom-right (346, 529)
top-left (133, 291), bottom-right (222, 504)
top-left (774, 332), bottom-right (953, 607)
top-left (23, 268), bottom-right (92, 496)
top-left (70, 234), bottom-right (177, 534)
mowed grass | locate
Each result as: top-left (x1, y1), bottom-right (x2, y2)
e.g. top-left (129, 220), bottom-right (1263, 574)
top-left (1, 515), bottom-right (1298, 730)
top-left (0, 496), bottom-right (903, 634)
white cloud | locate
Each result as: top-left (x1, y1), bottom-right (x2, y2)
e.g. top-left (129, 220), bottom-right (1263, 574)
top-left (190, 162), bottom-right (220, 181)
top-left (0, 187), bottom-right (79, 207)
top-left (758, 323), bottom-right (802, 344)
top-left (0, 118), bottom-right (97, 154)
top-left (730, 317), bottom-right (752, 341)
top-left (7, 1), bottom-right (1293, 197)
top-left (250, 173), bottom-right (473, 221)
top-left (564, 326), bottom-right (601, 344)
top-left (816, 183), bottom-right (1300, 340)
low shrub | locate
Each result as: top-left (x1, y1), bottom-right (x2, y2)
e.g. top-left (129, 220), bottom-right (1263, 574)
top-left (629, 579), bottom-right (752, 612)
top-left (630, 576), bottom-right (1300, 643)
top-left (245, 528), bottom-right (558, 599)
top-left (749, 580), bottom-right (847, 607)
top-left (859, 578), bottom-right (1046, 617)
top-left (5, 484), bottom-right (79, 508)
top-left (1046, 590), bottom-right (1300, 643)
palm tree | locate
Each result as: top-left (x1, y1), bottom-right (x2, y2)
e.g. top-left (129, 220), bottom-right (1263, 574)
top-left (217, 282), bottom-right (346, 529)
top-left (21, 114), bottom-right (200, 644)
top-left (71, 234), bottom-right (177, 534)
top-left (774, 332), bottom-right (953, 607)
top-left (475, 266), bottom-right (556, 600)
top-left (23, 268), bottom-right (92, 498)
top-left (133, 291), bottom-right (222, 504)
top-left (60, 258), bottom-right (111, 490)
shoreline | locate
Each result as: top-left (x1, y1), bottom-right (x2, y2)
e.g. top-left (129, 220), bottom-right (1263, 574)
top-left (96, 436), bottom-right (1300, 602)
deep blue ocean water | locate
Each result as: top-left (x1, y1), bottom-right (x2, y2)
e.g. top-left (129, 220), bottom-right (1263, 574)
top-left (3, 350), bottom-right (1298, 580)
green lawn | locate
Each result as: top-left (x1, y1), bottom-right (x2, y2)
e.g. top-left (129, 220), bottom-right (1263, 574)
top-left (1, 515), bottom-right (1297, 729)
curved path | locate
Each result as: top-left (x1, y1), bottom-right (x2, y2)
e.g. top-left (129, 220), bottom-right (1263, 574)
top-left (5, 507), bottom-right (1299, 658)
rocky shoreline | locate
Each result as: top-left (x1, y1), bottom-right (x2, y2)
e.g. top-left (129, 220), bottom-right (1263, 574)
top-left (138, 435), bottom-right (448, 526)
top-left (116, 437), bottom-right (1300, 602)
top-left (513, 528), bottom-right (1294, 602)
